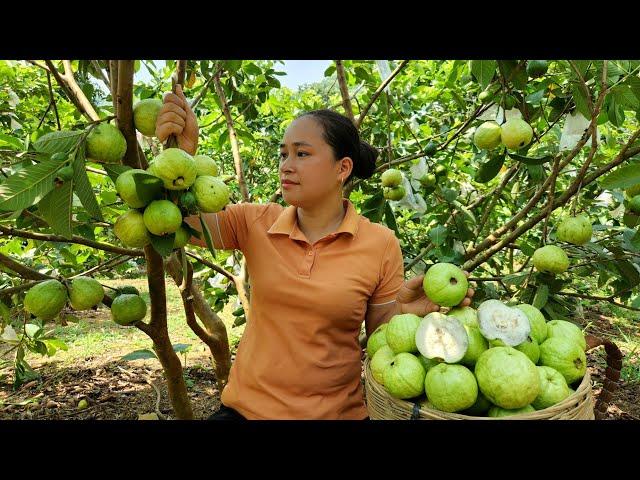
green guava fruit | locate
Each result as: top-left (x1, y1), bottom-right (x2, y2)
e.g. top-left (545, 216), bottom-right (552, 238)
top-left (420, 173), bottom-right (437, 189)
top-left (475, 346), bottom-right (540, 409)
top-left (114, 210), bottom-right (152, 248)
top-left (194, 154), bottom-right (219, 177)
top-left (179, 191), bottom-right (198, 212)
top-left (488, 405), bottom-right (536, 417)
top-left (424, 363), bottom-right (478, 413)
top-left (383, 186), bottom-right (406, 201)
top-left (546, 320), bottom-right (586, 351)
top-left (115, 169), bottom-right (162, 209)
top-left (86, 123), bottom-right (127, 163)
top-left (152, 148), bottom-right (197, 190)
top-left (146, 161), bottom-right (159, 177)
top-left (527, 60), bottom-right (549, 78)
top-left (24, 279), bottom-right (68, 321)
top-left (556, 214), bottom-right (592, 245)
top-left (415, 312), bottom-right (469, 363)
top-left (118, 286), bottom-right (140, 296)
top-left (532, 366), bottom-right (571, 410)
top-left (143, 200), bottom-right (183, 236)
top-left (56, 165), bottom-right (74, 182)
top-left (514, 304), bottom-right (548, 345)
top-left (370, 345), bottom-right (395, 385)
top-left (111, 294), bottom-right (147, 325)
top-left (423, 262), bottom-right (468, 307)
top-left (424, 141), bottom-right (438, 156)
top-left (133, 98), bottom-right (163, 137)
top-left (623, 210), bottom-right (640, 228)
top-left (629, 195), bottom-right (640, 214)
top-left (503, 95), bottom-right (517, 110)
top-left (383, 352), bottom-right (426, 399)
top-left (448, 306), bottom-right (478, 328)
top-left (625, 183), bottom-right (640, 198)
top-left (539, 337), bottom-right (587, 384)
top-left (532, 245), bottom-right (569, 274)
top-left (463, 391), bottom-right (492, 416)
top-left (173, 225), bottom-right (191, 249)
top-left (434, 164), bottom-right (447, 177)
top-left (192, 175), bottom-right (230, 213)
top-left (478, 299), bottom-right (531, 346)
top-left (490, 336), bottom-right (540, 364)
top-left (68, 276), bottom-right (104, 311)
top-left (473, 121), bottom-right (502, 150)
top-left (460, 325), bottom-right (489, 367)
top-left (418, 355), bottom-right (442, 372)
top-left (500, 118), bottom-right (534, 151)
top-left (385, 313), bottom-right (421, 354)
top-left (381, 169), bottom-right (402, 187)
top-left (366, 323), bottom-right (389, 357)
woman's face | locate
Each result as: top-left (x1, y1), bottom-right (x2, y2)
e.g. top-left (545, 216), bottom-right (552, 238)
top-left (279, 116), bottom-right (352, 208)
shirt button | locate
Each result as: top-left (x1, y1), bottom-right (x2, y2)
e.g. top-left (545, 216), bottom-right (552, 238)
top-left (308, 251), bottom-right (313, 256)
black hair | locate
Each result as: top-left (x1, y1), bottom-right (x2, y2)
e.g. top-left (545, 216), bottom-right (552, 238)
top-left (298, 109), bottom-right (378, 182)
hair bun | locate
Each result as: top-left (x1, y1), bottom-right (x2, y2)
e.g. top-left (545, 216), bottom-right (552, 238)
top-left (355, 141), bottom-right (378, 179)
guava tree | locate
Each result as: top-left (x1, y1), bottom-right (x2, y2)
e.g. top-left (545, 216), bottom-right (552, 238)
top-left (1, 59), bottom-right (639, 419)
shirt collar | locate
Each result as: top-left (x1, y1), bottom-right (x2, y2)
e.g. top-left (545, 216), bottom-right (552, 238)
top-left (267, 199), bottom-right (360, 240)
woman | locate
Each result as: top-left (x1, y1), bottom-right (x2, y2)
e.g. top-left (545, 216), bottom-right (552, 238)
top-left (156, 85), bottom-right (475, 420)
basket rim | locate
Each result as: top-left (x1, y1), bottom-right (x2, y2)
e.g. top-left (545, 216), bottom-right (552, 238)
top-left (364, 355), bottom-right (593, 419)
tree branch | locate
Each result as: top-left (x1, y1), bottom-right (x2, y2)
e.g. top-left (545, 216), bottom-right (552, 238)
top-left (0, 253), bottom-right (51, 280)
top-left (116, 60), bottom-right (142, 169)
top-left (44, 60), bottom-right (99, 122)
top-left (356, 60), bottom-right (410, 129)
top-left (335, 60), bottom-right (355, 122)
top-left (0, 224), bottom-right (143, 257)
top-left (557, 291), bottom-right (640, 312)
top-left (184, 251), bottom-right (235, 281)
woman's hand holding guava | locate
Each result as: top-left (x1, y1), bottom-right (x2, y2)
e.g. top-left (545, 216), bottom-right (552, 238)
top-left (397, 271), bottom-right (475, 316)
top-left (156, 84), bottom-right (199, 155)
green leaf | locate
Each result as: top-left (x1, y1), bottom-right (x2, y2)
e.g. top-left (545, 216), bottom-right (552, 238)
top-left (498, 60), bottom-right (527, 90)
top-left (607, 97), bottom-right (625, 127)
top-left (243, 63), bottom-right (262, 76)
top-left (223, 60), bottom-right (242, 73)
top-left (361, 191), bottom-right (385, 223)
top-left (624, 75), bottom-right (640, 102)
top-left (0, 133), bottom-right (24, 150)
top-left (532, 284), bottom-right (549, 309)
top-left (384, 202), bottom-right (399, 236)
top-left (39, 180), bottom-right (73, 238)
top-left (121, 349), bottom-right (158, 361)
top-left (71, 148), bottom-right (103, 221)
top-left (104, 164), bottom-right (132, 184)
top-left (428, 226), bottom-right (448, 246)
top-left (33, 130), bottom-right (83, 155)
top-left (525, 89), bottom-right (546, 105)
top-left (172, 343), bottom-right (192, 353)
top-left (527, 164), bottom-right (545, 183)
top-left (324, 65), bottom-right (336, 77)
top-left (600, 164), bottom-right (640, 190)
top-left (518, 241), bottom-right (536, 257)
top-left (572, 60), bottom-right (592, 78)
top-left (630, 230), bottom-right (640, 251)
top-left (218, 129), bottom-right (230, 149)
top-left (614, 260), bottom-right (640, 288)
top-left (475, 151), bottom-right (505, 183)
top-left (150, 233), bottom-right (175, 258)
top-left (0, 158), bottom-right (59, 211)
top-left (502, 273), bottom-right (528, 287)
top-left (508, 152), bottom-right (554, 165)
top-left (131, 172), bottom-right (164, 205)
top-left (611, 85), bottom-right (640, 110)
top-left (571, 83), bottom-right (592, 119)
top-left (470, 60), bottom-right (497, 90)
top-left (198, 213), bottom-right (218, 259)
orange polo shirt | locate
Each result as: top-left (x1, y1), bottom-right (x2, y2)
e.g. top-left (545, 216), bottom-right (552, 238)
top-left (197, 199), bottom-right (404, 419)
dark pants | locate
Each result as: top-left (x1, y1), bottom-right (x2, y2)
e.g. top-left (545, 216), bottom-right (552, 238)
top-left (207, 404), bottom-right (247, 420)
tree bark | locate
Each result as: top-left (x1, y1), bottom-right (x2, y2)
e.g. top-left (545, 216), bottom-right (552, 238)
top-left (116, 61), bottom-right (142, 169)
top-left (44, 61), bottom-right (99, 122)
top-left (335, 60), bottom-right (354, 122)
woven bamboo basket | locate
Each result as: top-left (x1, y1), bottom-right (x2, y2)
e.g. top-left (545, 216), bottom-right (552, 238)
top-left (365, 333), bottom-right (625, 420)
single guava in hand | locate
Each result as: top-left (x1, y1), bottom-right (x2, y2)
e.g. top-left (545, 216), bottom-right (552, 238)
top-left (532, 245), bottom-right (569, 274)
top-left (473, 121), bottom-right (502, 150)
top-left (424, 363), bottom-right (478, 413)
top-left (556, 214), bottom-right (592, 245)
top-left (500, 118), bottom-right (533, 150)
top-left (386, 313), bottom-right (422, 354)
top-left (24, 279), bottom-right (68, 321)
top-left (152, 148), bottom-right (198, 190)
top-left (383, 352), bottom-right (426, 399)
top-left (133, 99), bottom-right (163, 137)
top-left (370, 345), bottom-right (395, 386)
top-left (68, 276), bottom-right (104, 311)
top-left (475, 346), bottom-right (540, 409)
top-left (111, 294), bottom-right (147, 325)
top-left (114, 210), bottom-right (151, 248)
top-left (381, 169), bottom-right (402, 187)
top-left (143, 200), bottom-right (183, 236)
top-left (514, 304), bottom-right (548, 345)
top-left (86, 123), bottom-right (127, 163)
top-left (539, 337), bottom-right (587, 384)
top-left (192, 175), bottom-right (230, 213)
top-left (422, 262), bottom-right (468, 307)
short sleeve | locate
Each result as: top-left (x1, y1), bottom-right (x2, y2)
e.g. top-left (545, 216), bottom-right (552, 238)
top-left (185, 203), bottom-right (270, 251)
top-left (368, 234), bottom-right (404, 305)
